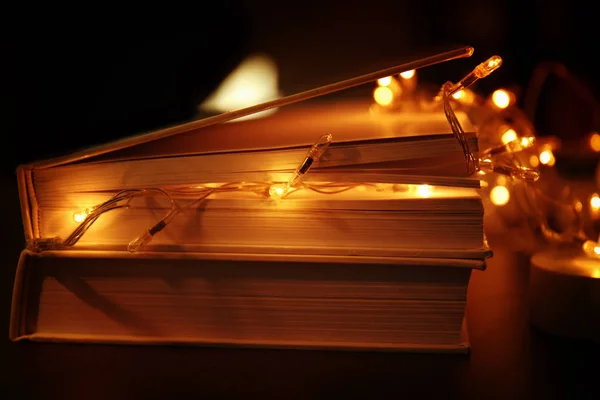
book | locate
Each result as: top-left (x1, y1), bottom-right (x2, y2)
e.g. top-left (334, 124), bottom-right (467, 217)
top-left (10, 250), bottom-right (477, 352)
top-left (11, 46), bottom-right (489, 352)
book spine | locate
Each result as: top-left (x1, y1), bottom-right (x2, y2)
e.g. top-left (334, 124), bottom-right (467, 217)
top-left (16, 166), bottom-right (35, 242)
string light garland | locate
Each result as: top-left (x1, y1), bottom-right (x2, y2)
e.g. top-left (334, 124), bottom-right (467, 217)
top-left (370, 56), bottom-right (600, 259)
top-left (441, 61), bottom-right (600, 259)
top-left (31, 50), bottom-right (599, 259)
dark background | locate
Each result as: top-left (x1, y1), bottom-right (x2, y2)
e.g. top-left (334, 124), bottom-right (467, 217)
top-left (3, 1), bottom-right (600, 398)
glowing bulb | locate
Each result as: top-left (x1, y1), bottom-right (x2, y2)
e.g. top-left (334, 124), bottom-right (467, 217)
top-left (490, 185), bottom-right (510, 206)
top-left (529, 155), bottom-right (539, 167)
top-left (501, 129), bottom-right (517, 144)
top-left (492, 89), bottom-right (511, 109)
top-left (73, 211), bottom-right (88, 223)
top-left (373, 86), bottom-right (394, 106)
top-left (539, 150), bottom-right (554, 165)
top-left (377, 76), bottom-right (392, 86)
top-left (416, 184), bottom-right (433, 198)
top-left (582, 240), bottom-right (600, 259)
top-left (73, 208), bottom-right (93, 223)
top-left (452, 90), bottom-right (464, 100)
top-left (574, 200), bottom-right (583, 212)
top-left (268, 183), bottom-right (288, 199)
top-left (590, 194), bottom-right (600, 210)
top-left (399, 70), bottom-right (415, 79)
top-left (589, 132), bottom-right (600, 152)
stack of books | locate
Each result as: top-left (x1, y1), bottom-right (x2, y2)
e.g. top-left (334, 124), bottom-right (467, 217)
top-left (11, 100), bottom-right (489, 353)
top-left (11, 49), bottom-right (490, 352)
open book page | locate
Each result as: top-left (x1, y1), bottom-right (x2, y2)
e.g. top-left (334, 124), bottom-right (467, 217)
top-left (77, 101), bottom-right (476, 163)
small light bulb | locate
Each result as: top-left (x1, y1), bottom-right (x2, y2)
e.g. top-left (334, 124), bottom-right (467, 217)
top-left (373, 86), bottom-right (394, 106)
top-left (73, 208), bottom-right (93, 223)
top-left (539, 150), bottom-right (554, 165)
top-left (490, 185), bottom-right (510, 206)
top-left (582, 240), bottom-right (600, 259)
top-left (399, 70), bottom-right (415, 79)
top-left (492, 89), bottom-right (511, 109)
top-left (73, 212), bottom-right (87, 223)
top-left (529, 155), bottom-right (539, 167)
top-left (416, 184), bottom-right (433, 198)
top-left (589, 132), bottom-right (600, 152)
top-left (268, 183), bottom-right (288, 199)
top-left (501, 129), bottom-right (517, 144)
top-left (377, 76), bottom-right (392, 86)
top-left (574, 200), bottom-right (583, 212)
top-left (590, 194), bottom-right (600, 210)
top-left (452, 90), bottom-right (464, 100)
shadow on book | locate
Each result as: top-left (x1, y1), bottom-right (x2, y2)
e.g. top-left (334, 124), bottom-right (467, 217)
top-left (13, 250), bottom-right (473, 353)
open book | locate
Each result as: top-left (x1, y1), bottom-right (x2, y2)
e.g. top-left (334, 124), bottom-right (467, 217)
top-left (12, 45), bottom-right (489, 351)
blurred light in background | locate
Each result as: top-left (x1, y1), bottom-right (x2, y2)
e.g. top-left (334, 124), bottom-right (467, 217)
top-left (377, 76), bottom-right (392, 86)
top-left (491, 89), bottom-right (511, 109)
top-left (373, 86), bottom-right (394, 106)
top-left (490, 185), bottom-right (510, 206)
top-left (501, 128), bottom-right (517, 144)
top-left (399, 70), bottom-right (415, 79)
top-left (199, 54), bottom-right (281, 121)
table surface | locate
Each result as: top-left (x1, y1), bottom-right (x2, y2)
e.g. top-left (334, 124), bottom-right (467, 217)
top-left (2, 172), bottom-right (599, 399)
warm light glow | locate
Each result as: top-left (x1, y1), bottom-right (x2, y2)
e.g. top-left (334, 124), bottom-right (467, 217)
top-left (574, 200), bottom-right (583, 212)
top-left (590, 194), bottom-right (600, 210)
top-left (582, 240), bottom-right (600, 260)
top-left (521, 137), bottom-right (534, 147)
top-left (496, 175), bottom-right (508, 186)
top-left (492, 89), bottom-right (511, 109)
top-left (400, 70), bottom-right (415, 79)
top-left (200, 54), bottom-right (280, 121)
top-left (377, 76), bottom-right (392, 86)
top-left (539, 150), bottom-right (555, 166)
top-left (73, 211), bottom-right (88, 223)
top-left (490, 185), bottom-right (510, 206)
top-left (452, 90), bottom-right (464, 100)
top-left (529, 155), bottom-right (539, 167)
top-left (501, 129), bottom-right (518, 144)
top-left (592, 268), bottom-right (600, 278)
top-left (268, 183), bottom-right (287, 199)
top-left (416, 184), bottom-right (433, 198)
top-left (589, 132), bottom-right (600, 152)
top-left (373, 86), bottom-right (394, 106)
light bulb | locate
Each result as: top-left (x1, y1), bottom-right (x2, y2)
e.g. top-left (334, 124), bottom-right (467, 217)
top-left (582, 240), bottom-right (600, 259)
top-left (492, 89), bottom-right (511, 109)
top-left (377, 76), bottom-right (392, 86)
top-left (501, 129), bottom-right (517, 144)
top-left (399, 70), bottom-right (415, 79)
top-left (529, 155), bottom-right (540, 167)
top-left (268, 183), bottom-right (288, 199)
top-left (73, 208), bottom-right (93, 223)
top-left (452, 90), bottom-right (464, 100)
top-left (373, 86), bottom-right (394, 106)
top-left (450, 55), bottom-right (503, 94)
top-left (490, 185), bottom-right (510, 206)
top-left (539, 150), bottom-right (555, 165)
top-left (416, 184), bottom-right (433, 198)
